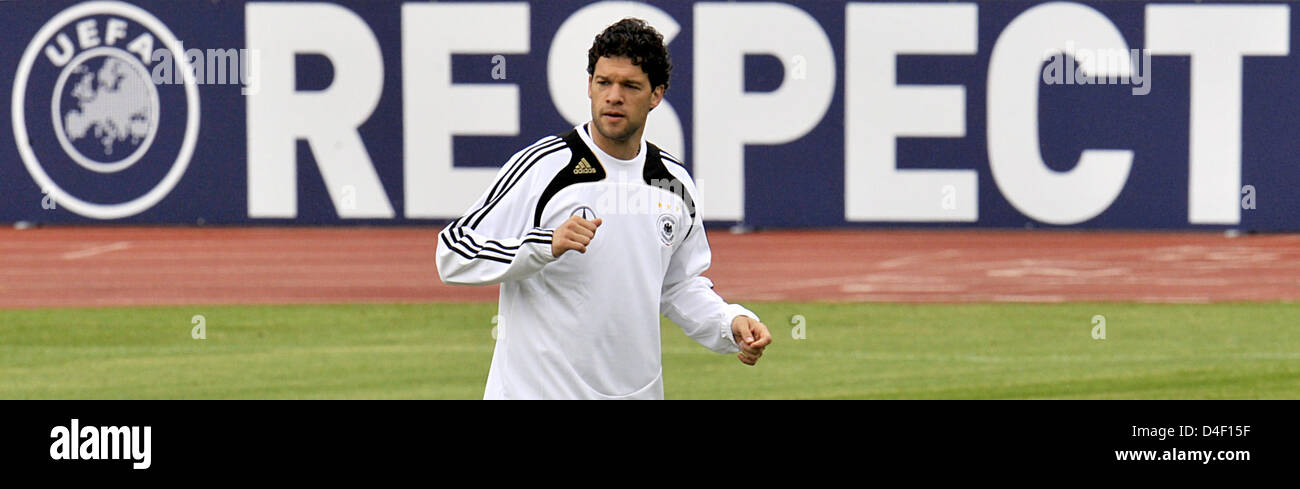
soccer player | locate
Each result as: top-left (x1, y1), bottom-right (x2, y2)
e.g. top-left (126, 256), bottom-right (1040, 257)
top-left (436, 17), bottom-right (771, 400)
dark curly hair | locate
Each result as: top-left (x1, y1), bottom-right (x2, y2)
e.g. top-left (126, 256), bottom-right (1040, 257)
top-left (587, 18), bottom-right (672, 91)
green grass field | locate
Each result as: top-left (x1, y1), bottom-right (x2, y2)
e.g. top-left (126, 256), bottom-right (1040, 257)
top-left (2, 302), bottom-right (1297, 399)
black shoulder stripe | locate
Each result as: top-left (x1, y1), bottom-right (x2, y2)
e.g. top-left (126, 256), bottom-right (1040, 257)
top-left (440, 233), bottom-right (476, 260)
top-left (448, 139), bottom-right (561, 237)
top-left (446, 226), bottom-right (517, 258)
top-left (469, 144), bottom-right (569, 229)
top-left (533, 128), bottom-right (607, 228)
top-left (644, 143), bottom-right (696, 220)
top-left (486, 137), bottom-right (563, 204)
top-left (443, 221), bottom-right (553, 263)
top-left (441, 233), bottom-right (512, 264)
top-left (451, 224), bottom-right (552, 255)
top-left (645, 143), bottom-right (699, 241)
top-left (482, 230), bottom-right (553, 251)
top-left (661, 151), bottom-right (684, 166)
top-left (464, 138), bottom-right (565, 228)
top-left (458, 232), bottom-right (519, 258)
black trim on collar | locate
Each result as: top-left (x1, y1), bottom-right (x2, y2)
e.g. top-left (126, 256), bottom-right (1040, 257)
top-left (643, 142), bottom-right (697, 239)
top-left (533, 128), bottom-right (607, 228)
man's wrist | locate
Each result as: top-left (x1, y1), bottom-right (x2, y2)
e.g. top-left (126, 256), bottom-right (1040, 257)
top-left (533, 227), bottom-right (559, 263)
top-left (720, 305), bottom-right (759, 347)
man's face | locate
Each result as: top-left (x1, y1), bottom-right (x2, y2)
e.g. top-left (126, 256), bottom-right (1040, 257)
top-left (588, 56), bottom-right (664, 144)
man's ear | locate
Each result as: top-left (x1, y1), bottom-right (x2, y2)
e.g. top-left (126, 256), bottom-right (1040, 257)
top-left (587, 75), bottom-right (594, 99)
top-left (649, 85), bottom-right (665, 111)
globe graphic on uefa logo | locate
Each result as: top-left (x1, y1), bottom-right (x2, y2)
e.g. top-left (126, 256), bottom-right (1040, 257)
top-left (54, 48), bottom-right (160, 173)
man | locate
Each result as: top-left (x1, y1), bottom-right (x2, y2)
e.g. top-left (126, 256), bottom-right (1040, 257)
top-left (436, 18), bottom-right (771, 400)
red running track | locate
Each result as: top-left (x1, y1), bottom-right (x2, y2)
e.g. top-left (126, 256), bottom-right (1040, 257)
top-left (1, 227), bottom-right (1298, 308)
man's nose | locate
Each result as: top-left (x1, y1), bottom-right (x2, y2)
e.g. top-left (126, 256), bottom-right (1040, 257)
top-left (605, 86), bottom-right (623, 104)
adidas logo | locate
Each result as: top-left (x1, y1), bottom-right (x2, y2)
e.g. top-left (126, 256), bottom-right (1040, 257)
top-left (574, 158), bottom-right (597, 175)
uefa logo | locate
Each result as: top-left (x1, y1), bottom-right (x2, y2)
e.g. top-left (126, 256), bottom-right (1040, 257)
top-left (12, 1), bottom-right (200, 219)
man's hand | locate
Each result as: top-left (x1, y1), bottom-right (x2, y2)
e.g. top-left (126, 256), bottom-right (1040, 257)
top-left (552, 216), bottom-right (602, 258)
top-left (731, 315), bottom-right (772, 366)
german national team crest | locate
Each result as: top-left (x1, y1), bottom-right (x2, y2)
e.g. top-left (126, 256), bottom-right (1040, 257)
top-left (657, 213), bottom-right (677, 246)
top-left (12, 1), bottom-right (200, 219)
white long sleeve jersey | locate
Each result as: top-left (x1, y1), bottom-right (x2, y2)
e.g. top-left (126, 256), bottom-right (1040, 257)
top-left (436, 123), bottom-right (758, 400)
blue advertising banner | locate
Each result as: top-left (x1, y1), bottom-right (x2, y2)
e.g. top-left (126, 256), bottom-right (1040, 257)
top-left (2, 1), bottom-right (1297, 229)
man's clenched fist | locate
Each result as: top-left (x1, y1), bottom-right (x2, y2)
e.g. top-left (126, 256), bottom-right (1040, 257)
top-left (552, 216), bottom-right (602, 258)
top-left (731, 315), bottom-right (772, 366)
